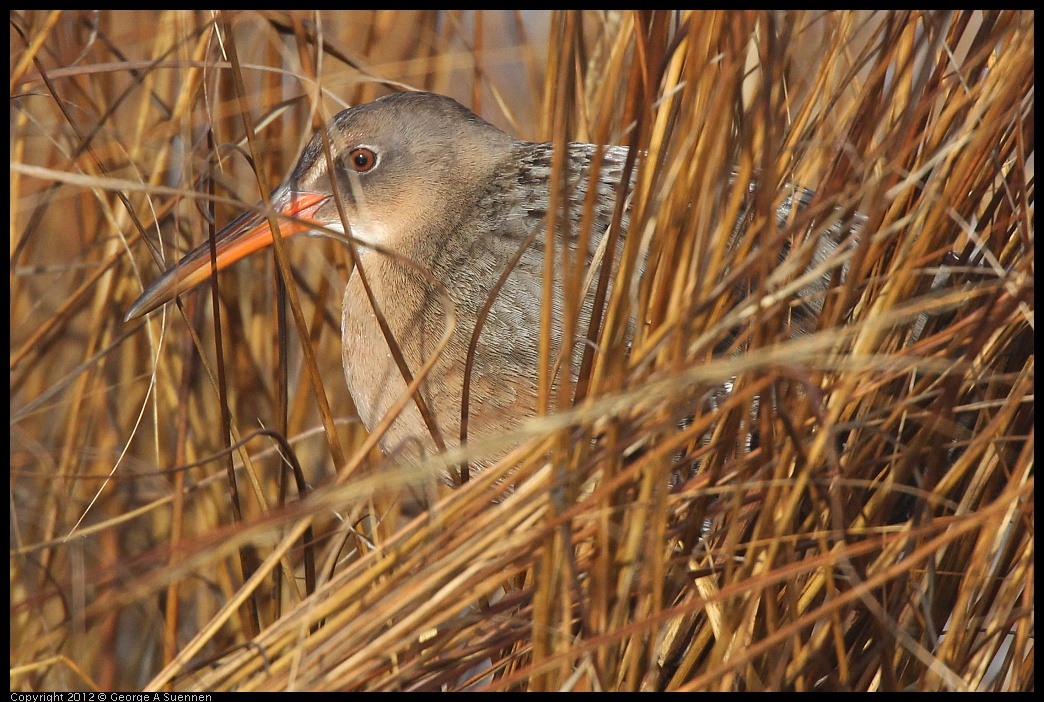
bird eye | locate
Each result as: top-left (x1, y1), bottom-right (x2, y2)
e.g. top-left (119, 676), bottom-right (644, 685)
top-left (347, 147), bottom-right (377, 173)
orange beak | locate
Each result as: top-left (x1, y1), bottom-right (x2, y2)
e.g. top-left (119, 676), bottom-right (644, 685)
top-left (125, 186), bottom-right (330, 321)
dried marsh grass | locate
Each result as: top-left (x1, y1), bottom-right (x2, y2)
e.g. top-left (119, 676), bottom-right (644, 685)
top-left (10, 10), bottom-right (1033, 692)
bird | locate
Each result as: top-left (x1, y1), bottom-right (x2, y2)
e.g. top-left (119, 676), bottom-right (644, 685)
top-left (126, 90), bottom-right (854, 470)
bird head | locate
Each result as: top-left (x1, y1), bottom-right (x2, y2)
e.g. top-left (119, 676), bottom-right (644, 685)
top-left (125, 92), bottom-right (517, 320)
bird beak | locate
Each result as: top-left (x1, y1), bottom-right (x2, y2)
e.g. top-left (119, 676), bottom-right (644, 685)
top-left (124, 185), bottom-right (330, 321)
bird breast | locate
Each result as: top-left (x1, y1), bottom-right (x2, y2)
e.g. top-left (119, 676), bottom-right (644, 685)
top-left (339, 143), bottom-right (632, 456)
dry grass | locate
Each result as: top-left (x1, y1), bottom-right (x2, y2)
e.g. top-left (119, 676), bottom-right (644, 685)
top-left (10, 10), bottom-right (1033, 692)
